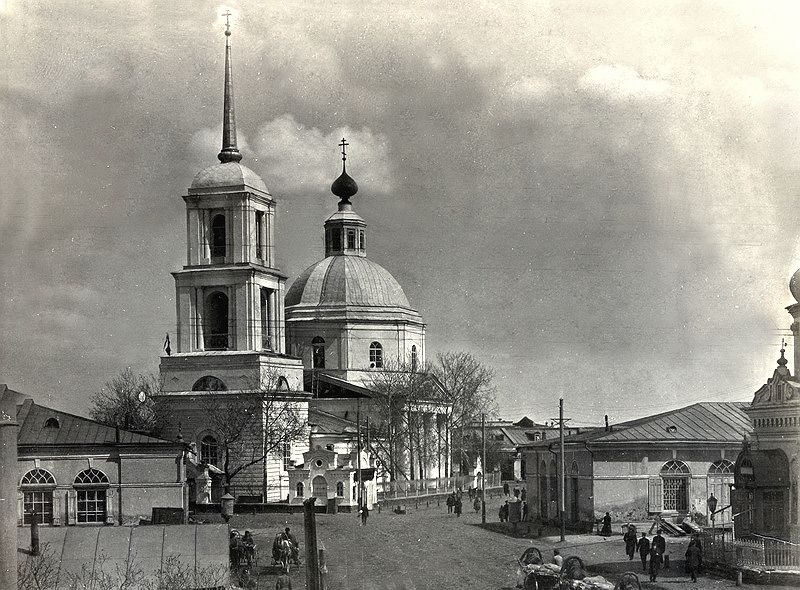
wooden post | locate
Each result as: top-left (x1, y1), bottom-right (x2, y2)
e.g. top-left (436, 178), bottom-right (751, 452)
top-left (559, 398), bottom-right (565, 542)
top-left (0, 397), bottom-right (18, 590)
top-left (304, 497), bottom-right (321, 590)
top-left (481, 413), bottom-right (486, 524)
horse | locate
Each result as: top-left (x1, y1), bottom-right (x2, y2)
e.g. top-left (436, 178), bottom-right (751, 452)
top-left (272, 535), bottom-right (293, 574)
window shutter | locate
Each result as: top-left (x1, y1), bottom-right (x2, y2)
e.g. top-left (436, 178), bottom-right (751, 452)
top-left (17, 492), bottom-right (24, 526)
top-left (52, 494), bottom-right (62, 526)
top-left (67, 490), bottom-right (77, 525)
top-left (648, 477), bottom-right (663, 513)
top-left (105, 489), bottom-right (116, 525)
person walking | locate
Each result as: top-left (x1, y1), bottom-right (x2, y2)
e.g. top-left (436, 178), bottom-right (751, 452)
top-left (446, 493), bottom-right (454, 514)
top-left (623, 525), bottom-right (638, 560)
top-left (649, 546), bottom-right (663, 582)
top-left (360, 504), bottom-right (369, 526)
top-left (636, 532), bottom-right (650, 573)
top-left (473, 496), bottom-right (481, 513)
top-left (454, 496), bottom-right (463, 517)
top-left (685, 539), bottom-right (702, 583)
top-left (503, 482), bottom-right (510, 496)
top-left (600, 512), bottom-right (612, 537)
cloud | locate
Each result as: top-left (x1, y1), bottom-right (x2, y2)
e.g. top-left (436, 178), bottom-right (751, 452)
top-left (578, 64), bottom-right (669, 102)
top-left (252, 114), bottom-right (391, 194)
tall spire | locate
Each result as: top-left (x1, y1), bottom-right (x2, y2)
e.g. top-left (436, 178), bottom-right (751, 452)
top-left (218, 11), bottom-right (242, 164)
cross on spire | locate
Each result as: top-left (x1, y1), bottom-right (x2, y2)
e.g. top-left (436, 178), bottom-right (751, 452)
top-left (223, 10), bottom-right (233, 35)
top-left (339, 137), bottom-right (349, 162)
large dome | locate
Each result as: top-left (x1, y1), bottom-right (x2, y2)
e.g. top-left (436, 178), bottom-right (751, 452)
top-left (190, 162), bottom-right (269, 194)
top-left (286, 256), bottom-right (412, 309)
top-left (791, 267), bottom-right (800, 303)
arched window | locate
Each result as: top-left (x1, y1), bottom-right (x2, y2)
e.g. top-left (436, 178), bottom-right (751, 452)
top-left (201, 435), bottom-right (220, 466)
top-left (74, 469), bottom-right (109, 524)
top-left (411, 345), bottom-right (417, 372)
top-left (661, 461), bottom-right (690, 512)
top-left (276, 376), bottom-right (290, 391)
top-left (21, 469), bottom-right (56, 525)
top-left (312, 337), bottom-right (325, 369)
top-left (204, 291), bottom-right (229, 350)
top-left (336, 482), bottom-right (344, 497)
top-left (44, 417), bottom-right (60, 429)
top-left (549, 459), bottom-right (558, 503)
top-left (369, 342), bottom-right (383, 368)
top-left (211, 214), bottom-right (226, 259)
top-left (192, 376), bottom-right (227, 391)
top-left (296, 482), bottom-right (304, 497)
top-left (570, 461), bottom-right (580, 522)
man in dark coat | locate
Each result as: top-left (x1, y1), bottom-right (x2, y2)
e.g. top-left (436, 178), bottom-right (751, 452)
top-left (685, 540), bottom-right (702, 582)
top-left (600, 512), bottom-right (612, 537)
top-left (623, 526), bottom-right (638, 560)
top-left (649, 546), bottom-right (663, 582)
top-left (454, 496), bottom-right (463, 517)
top-left (636, 533), bottom-right (650, 572)
top-left (446, 493), bottom-right (455, 514)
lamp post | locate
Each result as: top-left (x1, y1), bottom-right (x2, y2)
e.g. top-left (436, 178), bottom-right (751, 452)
top-left (707, 493), bottom-right (718, 528)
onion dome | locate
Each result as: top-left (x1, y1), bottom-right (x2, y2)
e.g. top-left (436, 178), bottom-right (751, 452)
top-left (331, 137), bottom-right (358, 203)
top-left (331, 170), bottom-right (358, 202)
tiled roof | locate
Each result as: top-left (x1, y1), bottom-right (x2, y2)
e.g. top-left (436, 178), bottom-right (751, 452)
top-left (519, 402), bottom-right (752, 448)
top-left (17, 401), bottom-right (179, 447)
top-left (286, 256), bottom-right (413, 309)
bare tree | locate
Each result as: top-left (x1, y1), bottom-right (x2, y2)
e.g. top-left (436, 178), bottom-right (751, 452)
top-left (432, 351), bottom-right (497, 477)
top-left (366, 360), bottom-right (442, 481)
top-left (199, 371), bottom-right (307, 495)
top-left (90, 367), bottom-right (161, 434)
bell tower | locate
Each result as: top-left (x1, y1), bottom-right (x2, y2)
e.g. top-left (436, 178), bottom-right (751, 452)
top-left (158, 16), bottom-right (303, 395)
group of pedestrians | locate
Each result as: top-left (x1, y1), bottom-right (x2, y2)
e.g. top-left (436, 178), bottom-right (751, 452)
top-left (446, 490), bottom-right (463, 516)
top-left (621, 525), bottom-right (704, 583)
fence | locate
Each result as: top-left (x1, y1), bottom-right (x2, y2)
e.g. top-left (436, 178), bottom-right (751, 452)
top-left (376, 472), bottom-right (502, 500)
top-left (702, 529), bottom-right (800, 571)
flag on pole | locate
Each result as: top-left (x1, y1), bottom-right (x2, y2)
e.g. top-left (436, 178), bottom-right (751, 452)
top-left (164, 333), bottom-right (171, 356)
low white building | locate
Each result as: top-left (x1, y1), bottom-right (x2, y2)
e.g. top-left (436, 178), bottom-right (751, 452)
top-left (288, 448), bottom-right (376, 512)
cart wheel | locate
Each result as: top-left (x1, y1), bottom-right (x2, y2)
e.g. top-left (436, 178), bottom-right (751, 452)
top-left (615, 571), bottom-right (642, 590)
top-left (520, 547), bottom-right (543, 565)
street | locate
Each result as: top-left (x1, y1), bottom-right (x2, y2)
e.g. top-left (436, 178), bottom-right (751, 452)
top-left (225, 496), bottom-right (796, 590)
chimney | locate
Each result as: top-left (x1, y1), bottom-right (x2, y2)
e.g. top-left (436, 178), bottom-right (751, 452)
top-left (604, 415), bottom-right (609, 431)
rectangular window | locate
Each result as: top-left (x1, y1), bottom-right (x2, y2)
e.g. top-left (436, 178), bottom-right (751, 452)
top-left (662, 478), bottom-right (688, 511)
top-left (359, 231), bottom-right (365, 250)
top-left (283, 440), bottom-right (292, 471)
top-left (23, 490), bottom-right (54, 525)
top-left (347, 229), bottom-right (356, 249)
top-left (261, 288), bottom-right (272, 350)
top-left (77, 489), bottom-right (107, 523)
top-left (255, 211), bottom-right (264, 260)
top-left (331, 228), bottom-right (341, 251)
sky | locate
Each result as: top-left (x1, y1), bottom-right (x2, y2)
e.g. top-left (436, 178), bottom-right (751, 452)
top-left (2, 1), bottom-right (800, 424)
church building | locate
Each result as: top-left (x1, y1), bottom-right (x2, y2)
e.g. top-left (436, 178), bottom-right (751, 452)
top-left (284, 143), bottom-right (448, 483)
top-left (154, 20), bottom-right (309, 503)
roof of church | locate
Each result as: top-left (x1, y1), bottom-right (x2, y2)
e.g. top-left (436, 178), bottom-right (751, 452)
top-left (189, 162), bottom-right (269, 194)
top-left (519, 401), bottom-right (752, 448)
top-left (17, 400), bottom-right (179, 447)
top-left (285, 255), bottom-right (415, 310)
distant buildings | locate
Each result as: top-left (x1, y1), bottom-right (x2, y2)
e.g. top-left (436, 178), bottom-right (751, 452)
top-left (520, 401), bottom-right (750, 526)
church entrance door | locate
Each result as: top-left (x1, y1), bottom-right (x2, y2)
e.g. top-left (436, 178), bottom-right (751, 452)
top-left (312, 476), bottom-right (328, 501)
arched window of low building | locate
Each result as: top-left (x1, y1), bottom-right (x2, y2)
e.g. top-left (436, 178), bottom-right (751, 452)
top-left (44, 417), bottom-right (60, 429)
top-left (570, 461), bottom-right (580, 522)
top-left (201, 435), bottom-right (220, 466)
top-left (192, 376), bottom-right (227, 391)
top-left (21, 469), bottom-right (56, 525)
top-left (296, 482), bottom-right (304, 497)
top-left (369, 342), bottom-right (383, 368)
top-left (74, 468), bottom-right (109, 524)
top-left (707, 459), bottom-right (734, 519)
top-left (336, 482), bottom-right (344, 497)
top-left (211, 214), bottom-right (226, 260)
top-left (661, 460), bottom-right (690, 512)
top-left (312, 337), bottom-right (325, 369)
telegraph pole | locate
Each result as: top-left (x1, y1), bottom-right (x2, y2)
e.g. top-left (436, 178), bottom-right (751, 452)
top-left (481, 413), bottom-right (486, 524)
top-left (559, 398), bottom-right (565, 542)
top-left (357, 397), bottom-right (362, 515)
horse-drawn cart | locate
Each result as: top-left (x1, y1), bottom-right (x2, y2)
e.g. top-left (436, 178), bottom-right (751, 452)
top-left (516, 550), bottom-right (641, 590)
